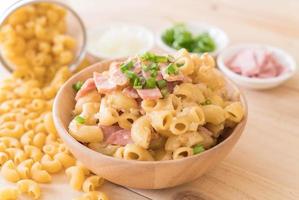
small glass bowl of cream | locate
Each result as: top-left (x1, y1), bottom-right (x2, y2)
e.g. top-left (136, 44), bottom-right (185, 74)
top-left (87, 23), bottom-right (154, 60)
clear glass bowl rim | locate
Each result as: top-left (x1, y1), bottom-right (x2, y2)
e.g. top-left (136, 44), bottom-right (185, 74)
top-left (0, 0), bottom-right (87, 72)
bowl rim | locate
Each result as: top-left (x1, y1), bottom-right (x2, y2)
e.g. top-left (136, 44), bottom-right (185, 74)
top-left (86, 23), bottom-right (155, 60)
top-left (156, 21), bottom-right (229, 57)
top-left (217, 43), bottom-right (297, 84)
top-left (0, 0), bottom-right (87, 73)
top-left (53, 60), bottom-right (248, 165)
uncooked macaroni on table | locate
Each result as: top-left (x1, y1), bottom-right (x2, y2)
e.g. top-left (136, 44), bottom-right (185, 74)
top-left (0, 2), bottom-right (107, 200)
top-left (69, 49), bottom-right (245, 161)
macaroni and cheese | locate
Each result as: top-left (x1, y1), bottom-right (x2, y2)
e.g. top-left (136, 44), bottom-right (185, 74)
top-left (69, 49), bottom-right (245, 161)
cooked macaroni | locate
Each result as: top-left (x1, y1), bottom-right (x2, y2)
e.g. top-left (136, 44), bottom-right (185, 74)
top-left (69, 50), bottom-right (245, 161)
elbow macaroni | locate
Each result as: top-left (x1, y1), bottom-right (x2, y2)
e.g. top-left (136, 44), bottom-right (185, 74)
top-left (0, 187), bottom-right (18, 200)
top-left (82, 175), bottom-right (104, 193)
top-left (0, 2), bottom-right (108, 199)
top-left (1, 160), bottom-right (20, 182)
top-left (68, 50), bottom-right (245, 161)
top-left (17, 179), bottom-right (41, 199)
top-left (65, 166), bottom-right (86, 191)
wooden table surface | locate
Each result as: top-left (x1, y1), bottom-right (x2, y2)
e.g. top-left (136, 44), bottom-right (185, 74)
top-left (1, 0), bottom-right (299, 199)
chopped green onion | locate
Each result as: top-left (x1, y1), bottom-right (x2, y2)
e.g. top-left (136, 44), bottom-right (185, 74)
top-left (75, 116), bottom-right (85, 124)
top-left (124, 71), bottom-right (138, 81)
top-left (150, 69), bottom-right (158, 77)
top-left (176, 62), bottom-right (184, 67)
top-left (142, 64), bottom-right (150, 72)
top-left (145, 77), bottom-right (156, 89)
top-left (157, 80), bottom-right (167, 88)
top-left (155, 55), bottom-right (168, 63)
top-left (140, 52), bottom-right (156, 61)
top-left (72, 81), bottom-right (83, 92)
top-left (200, 99), bottom-right (212, 106)
top-left (150, 63), bottom-right (159, 70)
top-left (149, 63), bottom-right (159, 77)
top-left (165, 63), bottom-right (179, 75)
top-left (160, 87), bottom-right (169, 97)
top-left (141, 52), bottom-right (168, 63)
top-left (120, 61), bottom-right (134, 73)
top-left (133, 77), bottom-right (143, 89)
top-left (193, 144), bottom-right (205, 154)
top-left (161, 24), bottom-right (216, 53)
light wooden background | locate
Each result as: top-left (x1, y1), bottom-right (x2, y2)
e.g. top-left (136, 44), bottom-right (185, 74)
top-left (1, 0), bottom-right (299, 199)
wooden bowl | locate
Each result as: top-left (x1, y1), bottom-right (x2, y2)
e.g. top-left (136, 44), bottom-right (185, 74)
top-left (53, 60), bottom-right (248, 189)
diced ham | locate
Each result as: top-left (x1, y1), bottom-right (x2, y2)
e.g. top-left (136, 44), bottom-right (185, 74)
top-left (100, 125), bottom-right (122, 139)
top-left (109, 63), bottom-right (128, 86)
top-left (225, 53), bottom-right (238, 67)
top-left (230, 50), bottom-right (260, 77)
top-left (199, 126), bottom-right (214, 137)
top-left (93, 72), bottom-right (117, 94)
top-left (137, 88), bottom-right (162, 100)
top-left (105, 129), bottom-right (132, 146)
top-left (268, 54), bottom-right (285, 75)
top-left (229, 66), bottom-right (242, 74)
top-left (133, 61), bottom-right (142, 74)
top-left (122, 87), bottom-right (139, 99)
top-left (254, 49), bottom-right (269, 67)
top-left (142, 70), bottom-right (151, 79)
top-left (226, 49), bottom-right (286, 79)
top-left (167, 81), bottom-right (178, 93)
top-left (156, 72), bottom-right (163, 81)
top-left (75, 78), bottom-right (96, 100)
top-left (259, 54), bottom-right (279, 78)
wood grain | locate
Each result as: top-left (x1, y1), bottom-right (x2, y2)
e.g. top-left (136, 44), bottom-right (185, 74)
top-left (0, 0), bottom-right (298, 199)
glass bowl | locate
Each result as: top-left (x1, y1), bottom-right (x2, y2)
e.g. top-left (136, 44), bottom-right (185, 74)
top-left (0, 0), bottom-right (87, 72)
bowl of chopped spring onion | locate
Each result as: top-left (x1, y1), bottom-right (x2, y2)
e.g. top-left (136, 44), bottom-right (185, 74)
top-left (157, 22), bottom-right (229, 57)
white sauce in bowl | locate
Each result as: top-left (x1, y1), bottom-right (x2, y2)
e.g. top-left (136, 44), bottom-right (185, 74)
top-left (87, 24), bottom-right (154, 59)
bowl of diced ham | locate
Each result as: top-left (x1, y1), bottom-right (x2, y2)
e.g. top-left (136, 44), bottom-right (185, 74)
top-left (217, 44), bottom-right (297, 89)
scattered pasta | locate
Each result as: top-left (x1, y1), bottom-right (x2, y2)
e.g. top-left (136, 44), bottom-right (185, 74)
top-left (0, 2), bottom-right (107, 200)
top-left (0, 187), bottom-right (19, 200)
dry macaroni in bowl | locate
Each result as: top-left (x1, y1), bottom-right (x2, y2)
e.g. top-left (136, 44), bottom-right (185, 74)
top-left (0, 2), bottom-right (108, 200)
top-left (69, 49), bottom-right (245, 161)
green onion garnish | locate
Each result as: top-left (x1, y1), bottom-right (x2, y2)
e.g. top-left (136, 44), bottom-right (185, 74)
top-left (141, 52), bottom-right (168, 63)
top-left (149, 63), bottom-right (159, 77)
top-left (155, 55), bottom-right (168, 63)
top-left (75, 116), bottom-right (85, 124)
top-left (120, 61), bottom-right (134, 73)
top-left (160, 87), bottom-right (169, 97)
top-left (124, 71), bottom-right (138, 82)
top-left (142, 64), bottom-right (150, 72)
top-left (200, 99), bottom-right (212, 106)
top-left (72, 81), bottom-right (84, 92)
top-left (140, 52), bottom-right (156, 62)
top-left (150, 63), bottom-right (159, 70)
top-left (145, 77), bottom-right (156, 89)
top-left (165, 63), bottom-right (179, 75)
top-left (150, 69), bottom-right (158, 77)
top-left (133, 77), bottom-right (143, 89)
top-left (157, 80), bottom-right (167, 88)
top-left (177, 62), bottom-right (184, 67)
top-left (193, 144), bottom-right (205, 154)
